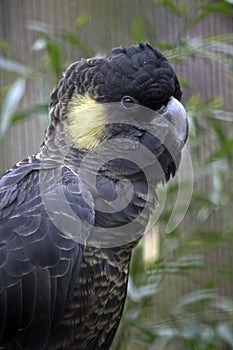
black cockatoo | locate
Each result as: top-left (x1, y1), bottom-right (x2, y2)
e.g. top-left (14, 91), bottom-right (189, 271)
top-left (0, 43), bottom-right (188, 349)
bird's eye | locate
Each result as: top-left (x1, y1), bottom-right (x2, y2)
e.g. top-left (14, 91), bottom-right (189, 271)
top-left (121, 96), bottom-right (135, 109)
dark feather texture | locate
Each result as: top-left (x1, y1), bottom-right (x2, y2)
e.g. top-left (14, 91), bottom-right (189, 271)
top-left (0, 43), bottom-right (187, 349)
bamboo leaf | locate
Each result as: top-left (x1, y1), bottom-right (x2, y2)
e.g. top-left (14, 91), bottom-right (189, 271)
top-left (176, 289), bottom-right (218, 309)
top-left (26, 20), bottom-right (54, 35)
top-left (0, 78), bottom-right (26, 136)
top-left (202, 1), bottom-right (233, 16)
top-left (10, 103), bottom-right (48, 125)
top-left (155, 0), bottom-right (183, 16)
top-left (0, 57), bottom-right (29, 75)
top-left (217, 323), bottom-right (233, 346)
top-left (75, 14), bottom-right (90, 30)
top-left (46, 40), bottom-right (63, 81)
top-left (212, 138), bottom-right (233, 160)
top-left (62, 32), bottom-right (94, 57)
top-left (132, 18), bottom-right (147, 43)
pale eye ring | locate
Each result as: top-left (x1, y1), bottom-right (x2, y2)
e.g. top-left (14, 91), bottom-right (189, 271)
top-left (121, 96), bottom-right (135, 109)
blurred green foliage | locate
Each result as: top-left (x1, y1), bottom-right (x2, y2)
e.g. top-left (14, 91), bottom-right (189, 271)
top-left (113, 2), bottom-right (233, 349)
top-left (0, 0), bottom-right (233, 349)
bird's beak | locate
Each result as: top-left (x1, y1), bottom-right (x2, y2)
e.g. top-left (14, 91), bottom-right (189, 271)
top-left (160, 97), bottom-right (188, 146)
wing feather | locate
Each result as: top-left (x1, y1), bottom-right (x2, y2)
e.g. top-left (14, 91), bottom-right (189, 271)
top-left (0, 161), bottom-right (94, 349)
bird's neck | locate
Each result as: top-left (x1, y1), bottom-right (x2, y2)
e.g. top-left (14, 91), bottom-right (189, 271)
top-left (36, 122), bottom-right (84, 170)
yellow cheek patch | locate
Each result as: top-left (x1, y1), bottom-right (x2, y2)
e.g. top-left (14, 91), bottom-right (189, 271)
top-left (66, 94), bottom-right (106, 150)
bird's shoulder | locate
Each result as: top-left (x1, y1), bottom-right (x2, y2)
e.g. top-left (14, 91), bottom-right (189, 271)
top-left (0, 156), bottom-right (94, 224)
top-left (0, 156), bottom-right (94, 349)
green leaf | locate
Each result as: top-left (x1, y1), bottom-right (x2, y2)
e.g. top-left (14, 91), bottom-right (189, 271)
top-left (155, 255), bottom-right (204, 274)
top-left (176, 289), bottom-right (218, 310)
top-left (217, 323), bottom-right (233, 347)
top-left (75, 14), bottom-right (90, 30)
top-left (46, 40), bottom-right (63, 81)
top-left (212, 138), bottom-right (233, 160)
top-left (62, 32), bottom-right (94, 57)
top-left (26, 20), bottom-right (54, 35)
top-left (132, 18), bottom-right (147, 43)
top-left (0, 57), bottom-right (29, 75)
top-left (157, 42), bottom-right (176, 50)
top-left (127, 277), bottom-right (159, 302)
top-left (0, 78), bottom-right (26, 136)
top-left (211, 118), bottom-right (230, 144)
top-left (10, 103), bottom-right (48, 125)
top-left (0, 40), bottom-right (15, 57)
top-left (202, 1), bottom-right (233, 16)
top-left (155, 0), bottom-right (183, 16)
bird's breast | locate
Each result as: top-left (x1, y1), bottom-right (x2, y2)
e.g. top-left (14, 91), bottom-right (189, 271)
top-left (49, 246), bottom-right (131, 349)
